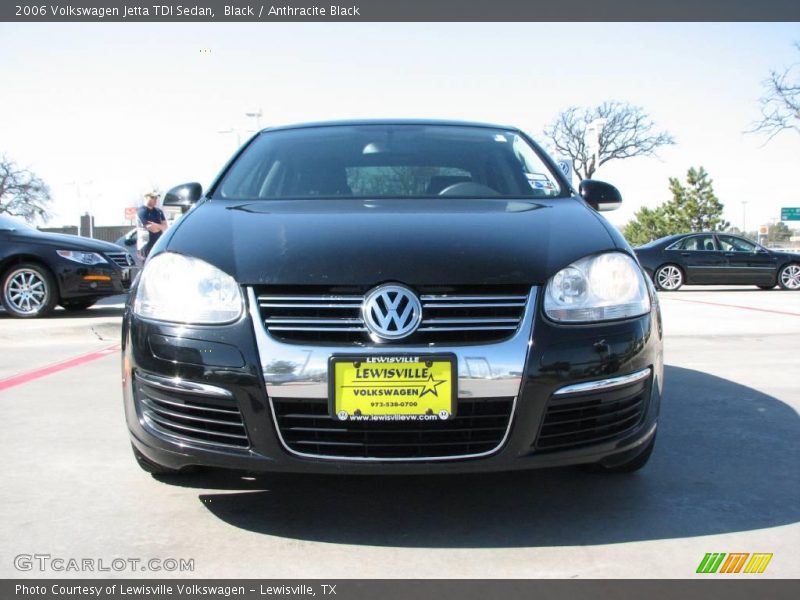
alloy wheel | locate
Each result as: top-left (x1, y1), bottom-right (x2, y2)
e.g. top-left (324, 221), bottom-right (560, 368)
top-left (780, 264), bottom-right (800, 290)
top-left (656, 265), bottom-right (683, 291)
top-left (3, 268), bottom-right (49, 315)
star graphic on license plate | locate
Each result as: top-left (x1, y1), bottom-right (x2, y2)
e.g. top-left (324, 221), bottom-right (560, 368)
top-left (419, 373), bottom-right (446, 398)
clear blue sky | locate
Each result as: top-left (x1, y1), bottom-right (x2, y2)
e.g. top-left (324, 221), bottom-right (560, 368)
top-left (1, 22), bottom-right (798, 231)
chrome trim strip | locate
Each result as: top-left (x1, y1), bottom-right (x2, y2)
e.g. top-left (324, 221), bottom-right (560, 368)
top-left (143, 411), bottom-right (248, 440)
top-left (552, 367), bottom-right (651, 397)
top-left (421, 317), bottom-right (521, 324)
top-left (142, 414), bottom-right (249, 449)
top-left (417, 325), bottom-right (519, 332)
top-left (422, 301), bottom-right (526, 308)
top-left (684, 265), bottom-right (776, 270)
top-left (265, 318), bottom-right (363, 324)
top-left (420, 294), bottom-right (528, 301)
top-left (260, 302), bottom-right (363, 308)
top-left (268, 326), bottom-right (368, 332)
top-left (248, 286), bottom-right (538, 400)
top-left (141, 398), bottom-right (244, 428)
top-left (138, 394), bottom-right (240, 415)
top-left (135, 370), bottom-right (234, 399)
top-left (258, 294), bottom-right (364, 301)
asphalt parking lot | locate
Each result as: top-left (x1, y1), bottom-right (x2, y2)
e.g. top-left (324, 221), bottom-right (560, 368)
top-left (0, 288), bottom-right (798, 578)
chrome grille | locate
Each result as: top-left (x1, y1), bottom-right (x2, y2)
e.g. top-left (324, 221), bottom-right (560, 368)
top-left (105, 251), bottom-right (134, 267)
top-left (135, 375), bottom-right (249, 449)
top-left (256, 287), bottom-right (529, 345)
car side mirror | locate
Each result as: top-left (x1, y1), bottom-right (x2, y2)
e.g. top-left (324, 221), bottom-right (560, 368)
top-left (163, 182), bottom-right (203, 211)
top-left (124, 236), bottom-right (136, 246)
top-left (579, 179), bottom-right (622, 212)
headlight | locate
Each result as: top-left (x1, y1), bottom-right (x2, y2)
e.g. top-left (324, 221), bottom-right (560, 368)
top-left (57, 250), bottom-right (107, 265)
top-left (544, 252), bottom-right (650, 322)
top-left (133, 253), bottom-right (243, 324)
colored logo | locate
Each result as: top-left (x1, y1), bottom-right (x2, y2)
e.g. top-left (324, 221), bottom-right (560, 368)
top-left (696, 553), bottom-right (773, 574)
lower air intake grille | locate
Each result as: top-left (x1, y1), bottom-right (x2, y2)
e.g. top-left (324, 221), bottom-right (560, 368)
top-left (255, 285), bottom-right (529, 345)
top-left (535, 374), bottom-right (650, 451)
top-left (135, 378), bottom-right (249, 449)
top-left (272, 397), bottom-right (513, 459)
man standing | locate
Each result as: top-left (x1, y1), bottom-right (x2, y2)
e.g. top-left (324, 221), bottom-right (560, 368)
top-left (136, 190), bottom-right (168, 259)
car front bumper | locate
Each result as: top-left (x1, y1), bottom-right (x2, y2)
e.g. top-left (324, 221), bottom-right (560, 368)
top-left (122, 286), bottom-right (664, 474)
top-left (57, 261), bottom-right (138, 300)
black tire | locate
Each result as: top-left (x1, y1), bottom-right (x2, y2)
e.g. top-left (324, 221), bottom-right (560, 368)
top-left (131, 443), bottom-right (190, 476)
top-left (777, 263), bottom-right (800, 291)
top-left (653, 264), bottom-right (684, 291)
top-left (59, 297), bottom-right (98, 311)
top-left (0, 262), bottom-right (59, 318)
top-left (581, 434), bottom-right (656, 474)
top-left (757, 284), bottom-right (775, 290)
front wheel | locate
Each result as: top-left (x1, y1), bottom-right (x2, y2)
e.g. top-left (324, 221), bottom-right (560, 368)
top-left (654, 264), bottom-right (684, 291)
top-left (1, 263), bottom-right (58, 318)
top-left (778, 264), bottom-right (800, 290)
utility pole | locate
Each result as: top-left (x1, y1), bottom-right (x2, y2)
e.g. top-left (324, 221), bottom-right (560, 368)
top-left (245, 108), bottom-right (263, 132)
top-left (67, 180), bottom-right (94, 237)
top-left (741, 200), bottom-right (748, 234)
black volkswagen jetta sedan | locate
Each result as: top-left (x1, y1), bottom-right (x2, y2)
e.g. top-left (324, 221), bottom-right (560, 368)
top-left (1, 214), bottom-right (137, 318)
top-left (123, 120), bottom-right (664, 476)
top-left (635, 232), bottom-right (800, 291)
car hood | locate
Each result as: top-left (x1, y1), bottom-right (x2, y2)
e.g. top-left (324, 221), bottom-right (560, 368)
top-left (12, 229), bottom-right (128, 254)
top-left (163, 197), bottom-right (617, 286)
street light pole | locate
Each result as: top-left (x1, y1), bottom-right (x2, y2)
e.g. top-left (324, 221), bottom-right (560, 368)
top-left (67, 180), bottom-right (94, 237)
top-left (741, 201), bottom-right (748, 234)
top-left (245, 109), bottom-right (263, 131)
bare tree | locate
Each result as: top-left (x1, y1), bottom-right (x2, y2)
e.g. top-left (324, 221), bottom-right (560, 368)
top-left (0, 157), bottom-right (52, 223)
top-left (750, 42), bottom-right (800, 142)
top-left (543, 101), bottom-right (675, 180)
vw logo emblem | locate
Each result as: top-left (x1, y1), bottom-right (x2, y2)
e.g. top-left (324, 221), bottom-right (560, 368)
top-left (362, 284), bottom-right (422, 342)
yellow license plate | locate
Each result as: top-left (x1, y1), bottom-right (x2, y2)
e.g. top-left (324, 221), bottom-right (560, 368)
top-left (331, 355), bottom-right (456, 421)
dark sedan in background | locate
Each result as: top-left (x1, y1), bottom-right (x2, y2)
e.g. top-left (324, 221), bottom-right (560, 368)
top-left (0, 214), bottom-right (138, 317)
top-left (635, 232), bottom-right (800, 291)
top-left (123, 120), bottom-right (664, 478)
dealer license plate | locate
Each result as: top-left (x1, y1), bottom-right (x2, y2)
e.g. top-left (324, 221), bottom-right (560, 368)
top-left (330, 354), bottom-right (456, 421)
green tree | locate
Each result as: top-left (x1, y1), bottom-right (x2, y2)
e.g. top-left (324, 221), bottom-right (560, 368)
top-left (663, 167), bottom-right (729, 233)
top-left (768, 221), bottom-right (793, 243)
top-left (623, 206), bottom-right (671, 247)
top-left (623, 167), bottom-right (729, 245)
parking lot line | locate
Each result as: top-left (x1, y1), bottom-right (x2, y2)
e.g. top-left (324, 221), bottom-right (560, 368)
top-left (663, 297), bottom-right (800, 317)
top-left (0, 343), bottom-right (120, 393)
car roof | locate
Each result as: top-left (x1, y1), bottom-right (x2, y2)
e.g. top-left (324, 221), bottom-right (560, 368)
top-left (260, 119), bottom-right (519, 134)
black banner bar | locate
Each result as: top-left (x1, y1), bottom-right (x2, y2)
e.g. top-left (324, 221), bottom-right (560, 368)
top-left (3, 0), bottom-right (800, 22)
top-left (4, 580), bottom-right (800, 600)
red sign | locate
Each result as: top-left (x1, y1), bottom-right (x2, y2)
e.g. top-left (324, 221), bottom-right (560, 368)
top-left (124, 207), bottom-right (137, 221)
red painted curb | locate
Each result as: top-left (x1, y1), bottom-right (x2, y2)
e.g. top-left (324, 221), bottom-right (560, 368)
top-left (0, 344), bottom-right (121, 392)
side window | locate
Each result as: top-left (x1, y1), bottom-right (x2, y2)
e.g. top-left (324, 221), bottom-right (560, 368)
top-left (672, 235), bottom-right (715, 251)
top-left (718, 236), bottom-right (756, 252)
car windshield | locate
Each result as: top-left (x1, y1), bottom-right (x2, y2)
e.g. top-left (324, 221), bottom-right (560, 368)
top-left (214, 124), bottom-right (565, 200)
top-left (0, 214), bottom-right (35, 231)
